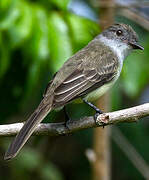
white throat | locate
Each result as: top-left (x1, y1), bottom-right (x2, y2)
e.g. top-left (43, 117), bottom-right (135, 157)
top-left (99, 35), bottom-right (131, 63)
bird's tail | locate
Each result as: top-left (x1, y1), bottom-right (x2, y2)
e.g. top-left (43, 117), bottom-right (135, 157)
top-left (4, 101), bottom-right (52, 160)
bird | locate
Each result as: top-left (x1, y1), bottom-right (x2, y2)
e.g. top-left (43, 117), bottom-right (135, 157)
top-left (4, 23), bottom-right (144, 160)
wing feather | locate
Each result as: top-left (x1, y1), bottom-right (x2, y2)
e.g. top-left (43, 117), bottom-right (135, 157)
top-left (54, 70), bottom-right (86, 95)
top-left (53, 67), bottom-right (116, 108)
top-left (54, 81), bottom-right (88, 103)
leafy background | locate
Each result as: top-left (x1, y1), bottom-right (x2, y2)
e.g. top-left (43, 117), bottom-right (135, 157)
top-left (0, 0), bottom-right (149, 179)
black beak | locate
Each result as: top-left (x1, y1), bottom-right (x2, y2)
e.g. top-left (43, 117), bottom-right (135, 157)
top-left (129, 42), bottom-right (144, 50)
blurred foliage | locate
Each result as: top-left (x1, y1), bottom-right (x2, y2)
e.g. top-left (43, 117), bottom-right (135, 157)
top-left (122, 46), bottom-right (149, 98)
top-left (0, 0), bottom-right (149, 180)
top-left (0, 0), bottom-right (100, 116)
top-left (0, 0), bottom-right (99, 179)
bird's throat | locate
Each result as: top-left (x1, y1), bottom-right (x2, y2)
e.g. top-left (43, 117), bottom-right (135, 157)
top-left (99, 35), bottom-right (131, 63)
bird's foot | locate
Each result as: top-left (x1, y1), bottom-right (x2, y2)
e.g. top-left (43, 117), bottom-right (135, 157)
top-left (83, 99), bottom-right (106, 128)
top-left (63, 106), bottom-right (71, 132)
top-left (64, 119), bottom-right (71, 130)
top-left (94, 112), bottom-right (109, 128)
top-left (93, 110), bottom-right (106, 128)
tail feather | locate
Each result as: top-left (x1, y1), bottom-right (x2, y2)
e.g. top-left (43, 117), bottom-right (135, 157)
top-left (4, 103), bottom-right (51, 160)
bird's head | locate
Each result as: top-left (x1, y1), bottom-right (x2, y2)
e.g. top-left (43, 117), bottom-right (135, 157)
top-left (102, 23), bottom-right (144, 51)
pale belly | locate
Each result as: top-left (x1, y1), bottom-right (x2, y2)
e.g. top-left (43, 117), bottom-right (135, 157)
top-left (84, 81), bottom-right (114, 102)
top-left (84, 73), bottom-right (120, 102)
top-left (84, 62), bottom-right (122, 102)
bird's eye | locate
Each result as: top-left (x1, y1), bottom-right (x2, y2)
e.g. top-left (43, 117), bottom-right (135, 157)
top-left (116, 30), bottom-right (123, 36)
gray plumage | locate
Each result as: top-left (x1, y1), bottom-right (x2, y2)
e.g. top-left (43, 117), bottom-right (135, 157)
top-left (4, 23), bottom-right (143, 160)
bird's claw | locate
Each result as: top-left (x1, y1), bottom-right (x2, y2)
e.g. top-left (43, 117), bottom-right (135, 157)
top-left (94, 112), bottom-right (109, 128)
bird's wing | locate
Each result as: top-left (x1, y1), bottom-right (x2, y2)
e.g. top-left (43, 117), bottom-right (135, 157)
top-left (53, 60), bottom-right (117, 108)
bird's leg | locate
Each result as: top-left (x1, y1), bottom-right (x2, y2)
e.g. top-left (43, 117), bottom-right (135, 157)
top-left (83, 99), bottom-right (106, 128)
top-left (83, 99), bottom-right (103, 114)
top-left (63, 106), bottom-right (71, 130)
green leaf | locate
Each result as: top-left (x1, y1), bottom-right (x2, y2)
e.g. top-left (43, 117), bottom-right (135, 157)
top-left (0, 0), bottom-right (12, 12)
top-left (0, 33), bottom-right (10, 79)
top-left (0, 0), bottom-right (19, 30)
top-left (121, 49), bottom-right (149, 98)
top-left (48, 12), bottom-right (73, 71)
top-left (21, 60), bottom-right (43, 108)
top-left (20, 6), bottom-right (50, 107)
top-left (23, 6), bottom-right (49, 62)
top-left (7, 1), bottom-right (33, 48)
top-left (66, 13), bottom-right (100, 51)
top-left (50, 0), bottom-right (69, 10)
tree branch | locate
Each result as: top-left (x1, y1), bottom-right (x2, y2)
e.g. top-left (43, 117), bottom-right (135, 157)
top-left (1, 103), bottom-right (149, 137)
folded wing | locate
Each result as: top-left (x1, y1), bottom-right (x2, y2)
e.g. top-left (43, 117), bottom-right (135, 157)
top-left (53, 66), bottom-right (116, 108)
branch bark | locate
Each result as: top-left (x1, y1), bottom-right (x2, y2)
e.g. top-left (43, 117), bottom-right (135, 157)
top-left (1, 103), bottom-right (149, 137)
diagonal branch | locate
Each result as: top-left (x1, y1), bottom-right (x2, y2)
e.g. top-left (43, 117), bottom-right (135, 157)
top-left (1, 103), bottom-right (149, 137)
